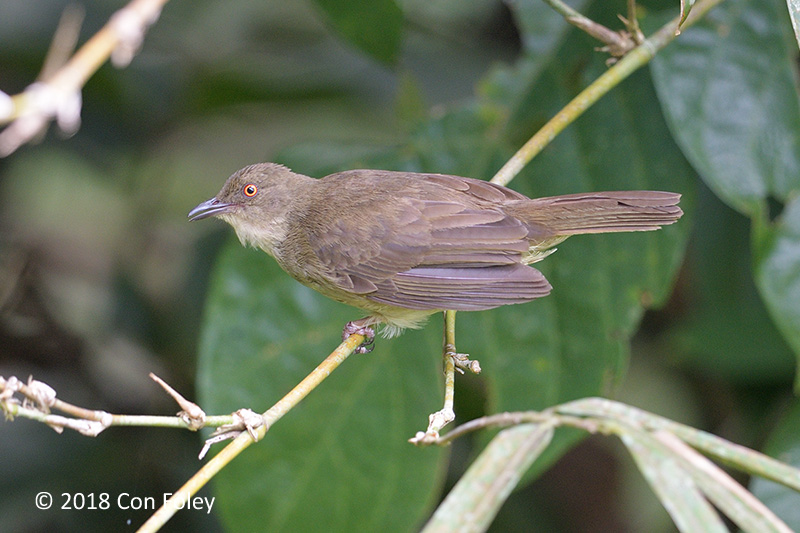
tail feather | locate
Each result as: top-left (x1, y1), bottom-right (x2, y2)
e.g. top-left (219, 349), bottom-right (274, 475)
top-left (506, 191), bottom-right (683, 237)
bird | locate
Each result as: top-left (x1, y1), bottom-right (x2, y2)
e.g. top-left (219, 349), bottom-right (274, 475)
top-left (189, 163), bottom-right (682, 352)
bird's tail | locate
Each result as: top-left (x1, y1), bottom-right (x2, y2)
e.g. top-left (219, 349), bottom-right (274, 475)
top-left (506, 191), bottom-right (683, 236)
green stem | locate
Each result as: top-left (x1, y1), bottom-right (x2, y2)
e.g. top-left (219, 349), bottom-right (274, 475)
top-left (540, 0), bottom-right (584, 19)
top-left (137, 334), bottom-right (362, 532)
top-left (492, 0), bottom-right (727, 186)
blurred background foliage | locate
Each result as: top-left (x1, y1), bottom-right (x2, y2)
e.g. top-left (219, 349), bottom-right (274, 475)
top-left (2, 0), bottom-right (800, 531)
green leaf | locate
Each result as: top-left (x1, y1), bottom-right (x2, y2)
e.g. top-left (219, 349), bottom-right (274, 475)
top-left (196, 2), bottom-right (695, 529)
top-left (667, 187), bottom-right (794, 384)
top-left (754, 197), bottom-right (800, 389)
top-left (622, 430), bottom-right (729, 532)
top-left (476, 7), bottom-right (696, 426)
top-left (649, 0), bottom-right (800, 215)
top-left (311, 0), bottom-right (403, 65)
top-left (197, 241), bottom-right (447, 532)
top-left (656, 433), bottom-right (791, 533)
top-left (651, 0), bottom-right (800, 387)
top-left (422, 424), bottom-right (555, 533)
top-left (751, 399), bottom-right (800, 530)
top-left (563, 398), bottom-right (800, 492)
top-left (680, 0), bottom-right (698, 27)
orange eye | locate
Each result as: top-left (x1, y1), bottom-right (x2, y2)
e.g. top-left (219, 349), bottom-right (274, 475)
top-left (243, 184), bottom-right (258, 197)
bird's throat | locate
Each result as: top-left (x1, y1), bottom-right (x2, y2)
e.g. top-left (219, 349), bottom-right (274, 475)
top-left (222, 212), bottom-right (288, 257)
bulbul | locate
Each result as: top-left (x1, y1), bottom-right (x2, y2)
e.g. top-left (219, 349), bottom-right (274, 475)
top-left (189, 163), bottom-right (682, 351)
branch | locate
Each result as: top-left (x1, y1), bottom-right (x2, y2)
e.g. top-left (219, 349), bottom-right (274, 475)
top-left (491, 0), bottom-right (727, 187)
top-left (1, 330), bottom-right (365, 533)
top-left (0, 0), bottom-right (171, 157)
top-left (136, 332), bottom-right (364, 533)
top-left (422, 398), bottom-right (798, 533)
top-left (0, 374), bottom-right (233, 436)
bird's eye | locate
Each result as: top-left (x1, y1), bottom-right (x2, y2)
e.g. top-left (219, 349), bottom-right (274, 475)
top-left (243, 184), bottom-right (258, 197)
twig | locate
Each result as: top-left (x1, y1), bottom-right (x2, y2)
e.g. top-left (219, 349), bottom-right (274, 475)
top-left (410, 310), bottom-right (483, 445)
top-left (491, 0), bottom-right (726, 187)
top-left (150, 373), bottom-right (206, 430)
top-left (0, 0), bottom-right (170, 156)
top-left (136, 333), bottom-right (364, 533)
top-left (39, 4), bottom-right (85, 82)
top-left (0, 374), bottom-right (234, 435)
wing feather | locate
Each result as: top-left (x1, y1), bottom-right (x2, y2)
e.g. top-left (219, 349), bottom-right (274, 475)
top-left (368, 264), bottom-right (552, 311)
top-left (301, 171), bottom-right (547, 310)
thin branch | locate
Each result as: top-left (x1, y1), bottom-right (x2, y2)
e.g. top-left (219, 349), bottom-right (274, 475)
top-left (411, 310), bottom-right (483, 445)
top-left (0, 0), bottom-right (170, 156)
top-left (491, 0), bottom-right (726, 187)
top-left (39, 4), bottom-right (85, 82)
top-left (136, 333), bottom-right (364, 533)
top-left (0, 375), bottom-right (234, 435)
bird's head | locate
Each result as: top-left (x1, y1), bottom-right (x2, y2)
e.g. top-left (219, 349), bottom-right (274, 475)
top-left (188, 162), bottom-right (305, 253)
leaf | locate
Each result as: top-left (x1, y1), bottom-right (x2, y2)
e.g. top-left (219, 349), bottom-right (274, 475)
top-left (651, 0), bottom-right (800, 386)
top-left (667, 187), bottom-right (794, 383)
top-left (751, 399), bottom-right (800, 530)
top-left (197, 241), bottom-right (447, 532)
top-left (310, 0), bottom-right (403, 65)
top-left (754, 197), bottom-right (800, 388)
top-left (680, 0), bottom-right (697, 27)
top-left (649, 0), bottom-right (800, 215)
top-left (621, 430), bottom-right (728, 532)
top-left (422, 424), bottom-right (554, 533)
top-left (423, 424), bottom-right (553, 533)
top-left (196, 2), bottom-right (694, 529)
top-left (654, 431), bottom-right (792, 533)
top-left (754, 198), bottom-right (800, 388)
top-left (564, 398), bottom-right (800, 492)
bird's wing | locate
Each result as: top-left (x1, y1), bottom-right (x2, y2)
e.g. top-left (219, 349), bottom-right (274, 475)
top-left (302, 171), bottom-right (552, 311)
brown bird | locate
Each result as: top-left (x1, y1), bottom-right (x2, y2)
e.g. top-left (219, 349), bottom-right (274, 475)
top-left (189, 163), bottom-right (682, 351)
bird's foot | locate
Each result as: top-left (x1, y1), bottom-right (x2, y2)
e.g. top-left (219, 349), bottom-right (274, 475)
top-left (342, 321), bottom-right (376, 354)
top-left (445, 344), bottom-right (481, 375)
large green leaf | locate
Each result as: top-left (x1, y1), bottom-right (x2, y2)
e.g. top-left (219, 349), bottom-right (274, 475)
top-left (650, 0), bottom-right (800, 383)
top-left (666, 186), bottom-right (794, 384)
top-left (755, 198), bottom-right (800, 385)
top-left (197, 242), bottom-right (446, 532)
top-left (650, 0), bottom-right (800, 216)
top-left (196, 2), bottom-right (694, 530)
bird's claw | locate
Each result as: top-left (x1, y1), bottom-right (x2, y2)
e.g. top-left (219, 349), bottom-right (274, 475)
top-left (342, 321), bottom-right (376, 354)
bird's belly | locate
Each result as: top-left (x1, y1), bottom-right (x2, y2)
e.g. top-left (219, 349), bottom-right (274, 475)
top-left (311, 279), bottom-right (438, 337)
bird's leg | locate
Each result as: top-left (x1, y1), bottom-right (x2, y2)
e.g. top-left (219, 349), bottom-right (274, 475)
top-left (342, 319), bottom-right (375, 354)
top-left (410, 310), bottom-right (481, 445)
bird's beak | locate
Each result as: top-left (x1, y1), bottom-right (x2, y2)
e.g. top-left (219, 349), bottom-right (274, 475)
top-left (188, 197), bottom-right (234, 221)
